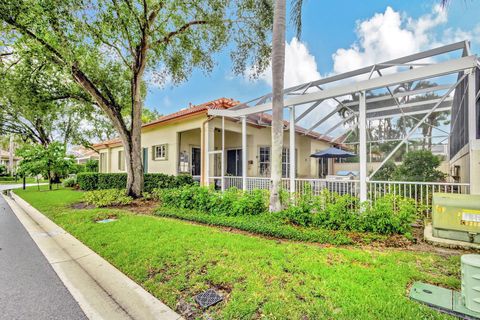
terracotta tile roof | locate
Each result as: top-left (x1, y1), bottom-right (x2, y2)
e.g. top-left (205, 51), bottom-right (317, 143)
top-left (143, 97), bottom-right (239, 128)
top-left (93, 97), bottom-right (339, 149)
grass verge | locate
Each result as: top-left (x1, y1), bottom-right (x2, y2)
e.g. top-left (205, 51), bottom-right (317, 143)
top-left (14, 185), bottom-right (459, 319)
top-left (155, 207), bottom-right (389, 246)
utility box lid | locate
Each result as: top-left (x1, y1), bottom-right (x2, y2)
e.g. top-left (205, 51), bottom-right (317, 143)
top-left (462, 254), bottom-right (480, 268)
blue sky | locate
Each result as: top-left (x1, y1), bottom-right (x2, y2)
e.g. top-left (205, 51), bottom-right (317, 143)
top-left (145, 0), bottom-right (480, 117)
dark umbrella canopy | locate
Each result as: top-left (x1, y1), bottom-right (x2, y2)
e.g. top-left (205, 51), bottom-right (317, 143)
top-left (310, 147), bottom-right (356, 158)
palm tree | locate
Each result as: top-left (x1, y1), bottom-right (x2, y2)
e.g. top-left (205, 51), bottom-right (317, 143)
top-left (269, 0), bottom-right (304, 211)
top-left (269, 0), bottom-right (287, 212)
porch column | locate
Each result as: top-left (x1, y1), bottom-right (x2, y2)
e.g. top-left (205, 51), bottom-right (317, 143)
top-left (221, 117), bottom-right (225, 191)
top-left (241, 116), bottom-right (247, 191)
top-left (359, 91), bottom-right (368, 202)
top-left (204, 121), bottom-right (210, 187)
top-left (468, 69), bottom-right (479, 194)
top-left (289, 107), bottom-right (296, 193)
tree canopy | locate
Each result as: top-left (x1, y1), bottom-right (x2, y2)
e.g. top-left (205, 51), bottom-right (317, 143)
top-left (0, 0), bottom-right (273, 196)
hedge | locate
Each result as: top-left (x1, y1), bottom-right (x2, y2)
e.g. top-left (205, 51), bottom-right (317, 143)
top-left (77, 172), bottom-right (194, 192)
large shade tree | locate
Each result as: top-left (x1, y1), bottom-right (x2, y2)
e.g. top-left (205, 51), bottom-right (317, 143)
top-left (0, 0), bottom-right (273, 197)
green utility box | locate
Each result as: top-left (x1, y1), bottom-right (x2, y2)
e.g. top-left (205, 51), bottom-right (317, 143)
top-left (432, 193), bottom-right (480, 243)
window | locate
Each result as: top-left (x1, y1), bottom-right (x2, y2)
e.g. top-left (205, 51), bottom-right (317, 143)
top-left (99, 153), bottom-right (107, 172)
top-left (153, 144), bottom-right (168, 160)
top-left (118, 150), bottom-right (125, 171)
top-left (259, 146), bottom-right (270, 176)
top-left (282, 148), bottom-right (290, 178)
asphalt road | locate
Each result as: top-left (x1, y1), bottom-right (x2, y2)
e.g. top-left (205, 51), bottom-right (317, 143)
top-left (0, 186), bottom-right (86, 320)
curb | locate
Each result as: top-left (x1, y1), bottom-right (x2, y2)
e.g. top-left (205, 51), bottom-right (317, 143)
top-left (3, 192), bottom-right (182, 320)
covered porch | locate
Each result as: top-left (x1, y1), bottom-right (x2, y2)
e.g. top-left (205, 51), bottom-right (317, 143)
top-left (205, 41), bottom-right (480, 212)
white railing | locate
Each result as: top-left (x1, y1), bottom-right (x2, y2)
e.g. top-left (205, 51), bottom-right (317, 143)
top-left (221, 176), bottom-right (470, 214)
top-left (367, 180), bottom-right (470, 215)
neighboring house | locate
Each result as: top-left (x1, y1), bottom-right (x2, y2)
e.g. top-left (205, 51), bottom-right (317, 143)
top-left (0, 149), bottom-right (19, 174)
top-left (93, 98), bottom-right (339, 184)
top-left (70, 146), bottom-right (99, 164)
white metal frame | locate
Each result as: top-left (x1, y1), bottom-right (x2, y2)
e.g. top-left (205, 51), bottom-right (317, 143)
top-left (206, 41), bottom-right (480, 197)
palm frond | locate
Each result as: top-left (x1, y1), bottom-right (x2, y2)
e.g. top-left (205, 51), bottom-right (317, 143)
top-left (290, 0), bottom-right (304, 39)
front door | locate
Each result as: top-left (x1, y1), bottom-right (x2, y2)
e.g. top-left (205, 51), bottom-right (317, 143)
top-left (227, 149), bottom-right (242, 176)
top-left (191, 147), bottom-right (201, 176)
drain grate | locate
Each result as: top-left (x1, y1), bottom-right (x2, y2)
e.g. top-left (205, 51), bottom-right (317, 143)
top-left (194, 289), bottom-right (223, 308)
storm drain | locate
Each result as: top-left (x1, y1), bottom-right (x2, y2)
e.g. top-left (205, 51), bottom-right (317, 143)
top-left (194, 289), bottom-right (223, 308)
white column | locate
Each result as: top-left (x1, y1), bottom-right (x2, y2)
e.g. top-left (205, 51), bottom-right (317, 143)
top-left (241, 116), bottom-right (247, 191)
top-left (468, 70), bottom-right (477, 142)
top-left (205, 122), bottom-right (210, 187)
top-left (289, 107), bottom-right (296, 193)
top-left (221, 117), bottom-right (225, 191)
top-left (359, 91), bottom-right (368, 202)
top-left (468, 69), bottom-right (479, 194)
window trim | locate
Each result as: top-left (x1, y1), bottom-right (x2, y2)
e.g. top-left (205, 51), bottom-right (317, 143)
top-left (152, 144), bottom-right (168, 161)
top-left (117, 150), bottom-right (125, 171)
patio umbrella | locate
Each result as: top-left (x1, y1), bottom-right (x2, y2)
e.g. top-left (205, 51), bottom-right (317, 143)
top-left (310, 147), bottom-right (356, 158)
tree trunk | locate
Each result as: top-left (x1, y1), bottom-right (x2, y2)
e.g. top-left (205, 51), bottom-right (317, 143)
top-left (269, 0), bottom-right (286, 212)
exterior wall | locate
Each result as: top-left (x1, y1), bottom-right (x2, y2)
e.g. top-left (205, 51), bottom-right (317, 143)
top-left (97, 115), bottom-right (333, 179)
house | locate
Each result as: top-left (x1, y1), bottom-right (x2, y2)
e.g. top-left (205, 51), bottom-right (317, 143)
top-left (93, 98), bottom-right (338, 185)
top-left (70, 146), bottom-right (99, 164)
top-left (0, 149), bottom-right (19, 174)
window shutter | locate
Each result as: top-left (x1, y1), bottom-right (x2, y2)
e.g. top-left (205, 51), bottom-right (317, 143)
top-left (152, 146), bottom-right (155, 160)
top-left (164, 144), bottom-right (168, 160)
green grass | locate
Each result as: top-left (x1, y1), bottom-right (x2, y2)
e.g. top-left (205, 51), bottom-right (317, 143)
top-left (155, 207), bottom-right (388, 245)
top-left (15, 185), bottom-right (460, 319)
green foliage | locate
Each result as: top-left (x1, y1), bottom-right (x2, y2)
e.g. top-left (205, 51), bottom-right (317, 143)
top-left (0, 164), bottom-right (7, 176)
top-left (85, 159), bottom-right (98, 172)
top-left (77, 173), bottom-right (98, 191)
top-left (394, 150), bottom-right (446, 182)
top-left (372, 160), bottom-right (397, 181)
top-left (154, 185), bottom-right (269, 216)
top-left (361, 195), bottom-right (416, 235)
top-left (97, 173), bottom-right (127, 190)
top-left (16, 142), bottom-right (75, 189)
top-left (62, 177), bottom-right (77, 188)
top-left (77, 172), bottom-right (194, 192)
top-left (84, 189), bottom-right (132, 207)
top-left (156, 185), bottom-right (415, 235)
top-left (279, 189), bottom-right (414, 235)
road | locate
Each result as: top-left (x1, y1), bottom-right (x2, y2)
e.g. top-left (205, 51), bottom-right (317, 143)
top-left (0, 185), bottom-right (86, 319)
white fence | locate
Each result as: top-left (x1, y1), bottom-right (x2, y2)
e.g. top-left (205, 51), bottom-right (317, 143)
top-left (221, 176), bottom-right (470, 213)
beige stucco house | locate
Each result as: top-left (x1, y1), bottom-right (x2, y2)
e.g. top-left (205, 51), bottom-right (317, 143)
top-left (93, 98), bottom-right (338, 185)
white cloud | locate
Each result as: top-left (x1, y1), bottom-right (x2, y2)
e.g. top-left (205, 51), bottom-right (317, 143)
top-left (256, 38), bottom-right (321, 88)
top-left (251, 5), bottom-right (478, 138)
top-left (332, 5), bottom-right (475, 74)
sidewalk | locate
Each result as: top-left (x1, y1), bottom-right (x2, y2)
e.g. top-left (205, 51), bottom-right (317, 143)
top-left (3, 192), bottom-right (182, 320)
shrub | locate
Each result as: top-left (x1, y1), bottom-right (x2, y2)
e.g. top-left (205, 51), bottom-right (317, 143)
top-left (77, 172), bottom-right (98, 190)
top-left (84, 189), bottom-right (133, 207)
top-left (85, 159), bottom-right (98, 172)
top-left (360, 195), bottom-right (416, 235)
top-left (153, 185), bottom-right (268, 216)
top-left (394, 150), bottom-right (445, 182)
top-left (62, 177), bottom-right (77, 187)
top-left (97, 173), bottom-right (127, 189)
top-left (77, 172), bottom-right (194, 192)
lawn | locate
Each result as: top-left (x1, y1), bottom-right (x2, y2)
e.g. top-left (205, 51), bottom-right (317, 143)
top-left (0, 177), bottom-right (47, 184)
top-left (14, 186), bottom-right (460, 319)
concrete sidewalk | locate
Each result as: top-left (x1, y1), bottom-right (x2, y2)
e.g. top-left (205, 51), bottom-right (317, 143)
top-left (3, 192), bottom-right (182, 320)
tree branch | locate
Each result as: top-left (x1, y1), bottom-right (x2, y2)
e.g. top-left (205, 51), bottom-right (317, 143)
top-left (155, 20), bottom-right (209, 46)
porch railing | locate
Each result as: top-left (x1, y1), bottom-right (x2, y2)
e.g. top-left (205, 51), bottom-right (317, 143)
top-left (221, 176), bottom-right (470, 214)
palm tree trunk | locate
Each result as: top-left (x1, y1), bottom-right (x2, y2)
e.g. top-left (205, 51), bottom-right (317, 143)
top-left (269, 0), bottom-right (286, 212)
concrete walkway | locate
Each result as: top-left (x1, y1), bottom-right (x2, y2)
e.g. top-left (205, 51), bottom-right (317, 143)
top-left (0, 192), bottom-right (86, 319)
top-left (2, 190), bottom-right (182, 320)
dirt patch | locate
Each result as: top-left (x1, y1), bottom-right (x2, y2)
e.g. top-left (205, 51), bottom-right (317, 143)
top-left (71, 202), bottom-right (95, 210)
top-left (112, 199), bottom-right (158, 215)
